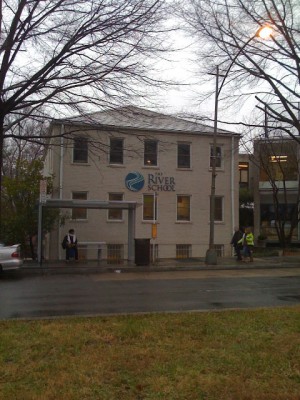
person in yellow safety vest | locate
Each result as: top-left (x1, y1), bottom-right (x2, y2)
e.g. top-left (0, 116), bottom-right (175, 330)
top-left (238, 226), bottom-right (254, 262)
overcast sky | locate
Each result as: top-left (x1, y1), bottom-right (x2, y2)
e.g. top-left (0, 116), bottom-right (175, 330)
top-left (149, 29), bottom-right (259, 134)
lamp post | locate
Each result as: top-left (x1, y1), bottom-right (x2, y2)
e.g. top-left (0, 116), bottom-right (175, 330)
top-left (205, 25), bottom-right (273, 265)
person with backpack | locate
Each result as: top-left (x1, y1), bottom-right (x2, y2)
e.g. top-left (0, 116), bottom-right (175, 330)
top-left (230, 226), bottom-right (243, 261)
top-left (62, 229), bottom-right (78, 262)
top-left (238, 226), bottom-right (254, 262)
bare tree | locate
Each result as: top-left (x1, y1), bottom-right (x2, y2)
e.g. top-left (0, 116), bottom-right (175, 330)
top-left (0, 0), bottom-right (172, 228)
top-left (178, 0), bottom-right (300, 138)
top-left (3, 119), bottom-right (47, 178)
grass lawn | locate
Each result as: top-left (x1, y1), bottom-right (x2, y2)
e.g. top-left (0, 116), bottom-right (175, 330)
top-left (1, 307), bottom-right (300, 399)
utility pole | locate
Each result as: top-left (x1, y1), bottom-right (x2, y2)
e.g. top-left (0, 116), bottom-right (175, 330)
top-left (205, 65), bottom-right (219, 265)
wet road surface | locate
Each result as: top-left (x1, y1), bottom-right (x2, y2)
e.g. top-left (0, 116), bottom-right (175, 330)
top-left (1, 268), bottom-right (300, 319)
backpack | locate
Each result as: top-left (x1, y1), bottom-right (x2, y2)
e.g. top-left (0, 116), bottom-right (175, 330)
top-left (61, 236), bottom-right (67, 250)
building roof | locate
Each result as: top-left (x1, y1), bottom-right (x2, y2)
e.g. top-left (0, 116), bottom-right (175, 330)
top-left (54, 106), bottom-right (237, 136)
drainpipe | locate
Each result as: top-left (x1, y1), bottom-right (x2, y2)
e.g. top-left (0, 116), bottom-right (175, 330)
top-left (231, 136), bottom-right (235, 235)
top-left (59, 124), bottom-right (64, 199)
top-left (59, 124), bottom-right (64, 259)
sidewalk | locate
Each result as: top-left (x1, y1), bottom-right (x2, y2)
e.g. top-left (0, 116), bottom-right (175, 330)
top-left (20, 255), bottom-right (300, 275)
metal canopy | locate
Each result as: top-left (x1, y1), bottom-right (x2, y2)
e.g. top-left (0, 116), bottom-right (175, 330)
top-left (38, 199), bottom-right (138, 265)
top-left (44, 199), bottom-right (139, 209)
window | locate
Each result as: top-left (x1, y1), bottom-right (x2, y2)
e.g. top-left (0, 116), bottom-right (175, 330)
top-left (260, 203), bottom-right (298, 240)
top-left (176, 244), bottom-right (191, 259)
top-left (73, 137), bottom-right (88, 163)
top-left (144, 140), bottom-right (158, 166)
top-left (258, 142), bottom-right (298, 182)
top-left (214, 196), bottom-right (223, 222)
top-left (77, 245), bottom-right (87, 261)
top-left (110, 138), bottom-right (123, 164)
top-left (143, 194), bottom-right (157, 221)
top-left (260, 155), bottom-right (298, 181)
top-left (108, 193), bottom-right (123, 220)
top-left (177, 195), bottom-right (190, 221)
top-left (212, 244), bottom-right (224, 257)
top-left (178, 143), bottom-right (191, 168)
top-left (107, 244), bottom-right (124, 264)
top-left (210, 145), bottom-right (222, 168)
top-left (239, 162), bottom-right (249, 188)
top-left (72, 192), bottom-right (87, 220)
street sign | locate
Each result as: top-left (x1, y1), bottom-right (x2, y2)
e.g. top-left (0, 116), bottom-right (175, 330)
top-left (152, 223), bottom-right (157, 239)
top-left (40, 179), bottom-right (47, 203)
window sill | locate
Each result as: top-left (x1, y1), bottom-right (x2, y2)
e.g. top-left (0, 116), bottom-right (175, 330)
top-left (208, 167), bottom-right (224, 172)
top-left (175, 221), bottom-right (192, 224)
top-left (108, 164), bottom-right (125, 168)
top-left (71, 162), bottom-right (90, 166)
top-left (176, 167), bottom-right (193, 171)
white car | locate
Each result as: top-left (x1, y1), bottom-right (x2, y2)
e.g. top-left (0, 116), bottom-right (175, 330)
top-left (0, 243), bottom-right (23, 272)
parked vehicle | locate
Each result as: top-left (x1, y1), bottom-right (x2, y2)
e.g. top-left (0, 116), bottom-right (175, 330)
top-left (0, 243), bottom-right (23, 272)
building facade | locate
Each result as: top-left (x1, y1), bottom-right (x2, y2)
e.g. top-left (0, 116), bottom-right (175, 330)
top-left (43, 106), bottom-right (240, 262)
top-left (253, 137), bottom-right (300, 244)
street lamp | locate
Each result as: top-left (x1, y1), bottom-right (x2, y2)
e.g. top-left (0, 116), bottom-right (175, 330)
top-left (205, 25), bottom-right (273, 265)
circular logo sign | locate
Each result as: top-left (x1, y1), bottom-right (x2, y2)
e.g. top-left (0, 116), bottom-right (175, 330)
top-left (125, 172), bottom-right (145, 192)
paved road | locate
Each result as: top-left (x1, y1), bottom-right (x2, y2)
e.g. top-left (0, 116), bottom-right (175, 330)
top-left (1, 268), bottom-right (300, 319)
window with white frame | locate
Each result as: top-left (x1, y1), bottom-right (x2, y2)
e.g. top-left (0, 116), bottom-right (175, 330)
top-left (73, 137), bottom-right (88, 163)
top-left (210, 145), bottom-right (222, 168)
top-left (72, 192), bottom-right (87, 220)
top-left (177, 195), bottom-right (190, 221)
top-left (109, 138), bottom-right (123, 164)
top-left (143, 194), bottom-right (157, 221)
top-left (108, 193), bottom-right (123, 220)
top-left (176, 244), bottom-right (192, 259)
top-left (177, 142), bottom-right (191, 168)
top-left (144, 140), bottom-right (158, 166)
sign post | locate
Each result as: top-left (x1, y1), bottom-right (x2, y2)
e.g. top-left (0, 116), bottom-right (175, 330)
top-left (152, 192), bottom-right (157, 264)
top-left (38, 180), bottom-right (47, 265)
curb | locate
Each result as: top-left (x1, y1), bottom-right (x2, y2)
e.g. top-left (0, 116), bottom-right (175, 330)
top-left (19, 259), bottom-right (300, 276)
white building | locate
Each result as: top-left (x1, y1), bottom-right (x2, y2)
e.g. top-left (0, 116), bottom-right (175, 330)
top-left (43, 106), bottom-right (240, 263)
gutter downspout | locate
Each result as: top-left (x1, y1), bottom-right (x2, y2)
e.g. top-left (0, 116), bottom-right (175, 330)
top-left (59, 124), bottom-right (64, 259)
top-left (231, 136), bottom-right (235, 238)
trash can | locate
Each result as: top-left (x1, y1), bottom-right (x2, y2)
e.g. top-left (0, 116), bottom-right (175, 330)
top-left (135, 238), bottom-right (150, 266)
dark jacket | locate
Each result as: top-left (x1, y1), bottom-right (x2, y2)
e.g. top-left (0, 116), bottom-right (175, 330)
top-left (231, 230), bottom-right (243, 247)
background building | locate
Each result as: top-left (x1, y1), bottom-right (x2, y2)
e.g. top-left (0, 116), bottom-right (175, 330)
top-left (238, 153), bottom-right (255, 229)
top-left (43, 106), bottom-right (240, 263)
top-left (253, 137), bottom-right (300, 246)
